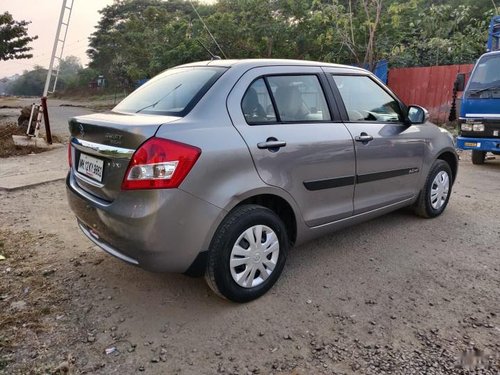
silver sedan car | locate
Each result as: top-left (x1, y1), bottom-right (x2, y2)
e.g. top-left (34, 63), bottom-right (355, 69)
top-left (67, 59), bottom-right (458, 302)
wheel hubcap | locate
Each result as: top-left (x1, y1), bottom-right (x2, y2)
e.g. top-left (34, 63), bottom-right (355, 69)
top-left (430, 171), bottom-right (450, 210)
top-left (229, 225), bottom-right (280, 288)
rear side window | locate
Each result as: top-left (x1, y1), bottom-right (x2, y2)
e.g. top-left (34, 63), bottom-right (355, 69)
top-left (332, 75), bottom-right (403, 123)
top-left (114, 67), bottom-right (226, 116)
top-left (241, 75), bottom-right (331, 125)
top-left (242, 79), bottom-right (277, 124)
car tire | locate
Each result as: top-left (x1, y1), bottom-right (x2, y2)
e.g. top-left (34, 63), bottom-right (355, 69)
top-left (205, 204), bottom-right (288, 303)
top-left (471, 150), bottom-right (486, 165)
top-left (414, 160), bottom-right (452, 218)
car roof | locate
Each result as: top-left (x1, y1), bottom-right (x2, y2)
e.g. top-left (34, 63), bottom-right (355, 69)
top-left (178, 58), bottom-right (368, 74)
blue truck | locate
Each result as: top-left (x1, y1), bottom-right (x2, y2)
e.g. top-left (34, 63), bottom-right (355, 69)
top-left (456, 15), bottom-right (500, 164)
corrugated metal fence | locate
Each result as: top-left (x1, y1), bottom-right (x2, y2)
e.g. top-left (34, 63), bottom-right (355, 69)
top-left (388, 64), bottom-right (474, 123)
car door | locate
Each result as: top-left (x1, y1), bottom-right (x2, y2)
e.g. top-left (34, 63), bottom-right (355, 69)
top-left (226, 66), bottom-right (355, 227)
top-left (325, 71), bottom-right (425, 214)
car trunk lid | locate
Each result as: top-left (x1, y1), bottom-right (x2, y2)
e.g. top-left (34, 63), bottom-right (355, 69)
top-left (69, 112), bottom-right (180, 201)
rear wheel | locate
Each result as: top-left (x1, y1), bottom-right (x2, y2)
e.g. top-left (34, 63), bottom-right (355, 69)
top-left (205, 205), bottom-right (288, 302)
top-left (414, 160), bottom-right (452, 218)
top-left (471, 150), bottom-right (486, 165)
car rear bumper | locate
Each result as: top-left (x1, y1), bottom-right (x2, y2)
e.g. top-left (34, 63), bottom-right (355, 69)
top-left (456, 136), bottom-right (500, 152)
top-left (66, 172), bottom-right (224, 273)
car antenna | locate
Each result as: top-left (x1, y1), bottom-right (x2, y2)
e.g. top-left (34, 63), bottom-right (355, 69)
top-left (197, 39), bottom-right (221, 60)
top-left (189, 0), bottom-right (228, 59)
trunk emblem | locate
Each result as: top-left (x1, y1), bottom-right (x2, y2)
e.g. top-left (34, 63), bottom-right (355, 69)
top-left (79, 124), bottom-right (85, 137)
top-left (105, 133), bottom-right (123, 145)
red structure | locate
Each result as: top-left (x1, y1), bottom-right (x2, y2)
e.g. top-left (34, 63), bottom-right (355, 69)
top-left (388, 64), bottom-right (474, 123)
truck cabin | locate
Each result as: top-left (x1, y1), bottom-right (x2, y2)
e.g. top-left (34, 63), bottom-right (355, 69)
top-left (454, 16), bottom-right (500, 164)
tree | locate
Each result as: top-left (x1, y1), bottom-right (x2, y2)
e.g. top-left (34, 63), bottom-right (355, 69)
top-left (6, 56), bottom-right (83, 95)
top-left (385, 2), bottom-right (492, 67)
top-left (87, 0), bottom-right (200, 86)
top-left (56, 56), bottom-right (83, 90)
top-left (6, 66), bottom-right (47, 96)
top-left (0, 12), bottom-right (38, 61)
top-left (83, 0), bottom-right (498, 87)
top-left (59, 55), bottom-right (82, 77)
top-left (330, 0), bottom-right (383, 70)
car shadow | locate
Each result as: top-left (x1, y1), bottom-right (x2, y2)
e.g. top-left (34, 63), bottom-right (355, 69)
top-left (81, 207), bottom-right (419, 312)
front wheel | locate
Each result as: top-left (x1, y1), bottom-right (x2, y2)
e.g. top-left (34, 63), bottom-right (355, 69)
top-left (414, 160), bottom-right (453, 218)
top-left (471, 150), bottom-right (486, 165)
top-left (205, 205), bottom-right (288, 302)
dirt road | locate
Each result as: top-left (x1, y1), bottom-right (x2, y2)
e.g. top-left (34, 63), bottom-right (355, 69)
top-left (0, 155), bottom-right (499, 374)
top-left (0, 97), bottom-right (97, 137)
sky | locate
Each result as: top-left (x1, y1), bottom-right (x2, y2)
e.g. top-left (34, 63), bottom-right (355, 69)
top-left (0, 0), bottom-right (116, 78)
top-left (1, 0), bottom-right (216, 79)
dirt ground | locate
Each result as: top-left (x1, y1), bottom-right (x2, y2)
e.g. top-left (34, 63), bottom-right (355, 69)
top-left (0, 153), bottom-right (499, 374)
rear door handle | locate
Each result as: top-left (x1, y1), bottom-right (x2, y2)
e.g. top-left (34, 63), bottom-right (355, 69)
top-left (355, 133), bottom-right (374, 143)
top-left (257, 138), bottom-right (287, 151)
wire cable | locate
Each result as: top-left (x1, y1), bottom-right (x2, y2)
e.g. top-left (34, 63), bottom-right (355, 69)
top-left (189, 0), bottom-right (227, 59)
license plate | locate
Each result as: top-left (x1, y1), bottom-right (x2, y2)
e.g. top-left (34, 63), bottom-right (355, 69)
top-left (78, 153), bottom-right (104, 182)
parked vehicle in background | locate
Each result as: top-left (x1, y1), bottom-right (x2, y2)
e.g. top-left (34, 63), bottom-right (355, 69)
top-left (456, 15), bottom-right (500, 164)
top-left (66, 59), bottom-right (458, 302)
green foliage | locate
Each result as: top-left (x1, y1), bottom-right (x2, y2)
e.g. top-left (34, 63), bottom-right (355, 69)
top-left (2, 0), bottom-right (484, 91)
top-left (6, 56), bottom-right (83, 96)
top-left (87, 0), bottom-right (203, 87)
top-left (385, 2), bottom-right (494, 67)
top-left (6, 65), bottom-right (47, 96)
top-left (57, 56), bottom-right (83, 88)
top-left (85, 0), bottom-right (496, 86)
top-left (0, 12), bottom-right (38, 61)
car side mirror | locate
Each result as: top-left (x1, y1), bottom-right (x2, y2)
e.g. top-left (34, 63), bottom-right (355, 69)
top-left (454, 73), bottom-right (466, 92)
top-left (407, 105), bottom-right (429, 124)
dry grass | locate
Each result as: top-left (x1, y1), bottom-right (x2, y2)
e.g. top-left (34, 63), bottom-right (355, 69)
top-left (0, 122), bottom-right (63, 158)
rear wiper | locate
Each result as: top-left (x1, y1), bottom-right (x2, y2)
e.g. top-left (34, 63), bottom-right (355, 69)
top-left (135, 84), bottom-right (182, 113)
top-left (469, 84), bottom-right (500, 94)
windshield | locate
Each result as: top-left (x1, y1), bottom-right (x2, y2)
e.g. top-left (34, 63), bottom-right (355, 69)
top-left (113, 67), bottom-right (226, 116)
top-left (467, 54), bottom-right (500, 94)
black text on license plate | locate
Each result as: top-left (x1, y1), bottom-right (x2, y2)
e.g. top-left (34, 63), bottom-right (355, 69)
top-left (77, 153), bottom-right (104, 182)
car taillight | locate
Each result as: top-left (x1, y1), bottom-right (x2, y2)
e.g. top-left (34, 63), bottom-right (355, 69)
top-left (121, 137), bottom-right (201, 190)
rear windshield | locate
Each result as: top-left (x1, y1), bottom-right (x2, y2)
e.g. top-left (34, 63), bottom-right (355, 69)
top-left (113, 67), bottom-right (226, 116)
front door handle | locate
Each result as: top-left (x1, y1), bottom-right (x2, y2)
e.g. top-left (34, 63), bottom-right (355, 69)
top-left (257, 137), bottom-right (286, 152)
top-left (355, 133), bottom-right (374, 143)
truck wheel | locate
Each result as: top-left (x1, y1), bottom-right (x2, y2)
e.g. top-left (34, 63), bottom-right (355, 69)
top-left (205, 205), bottom-right (288, 303)
top-left (414, 160), bottom-right (452, 218)
top-left (471, 150), bottom-right (486, 165)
